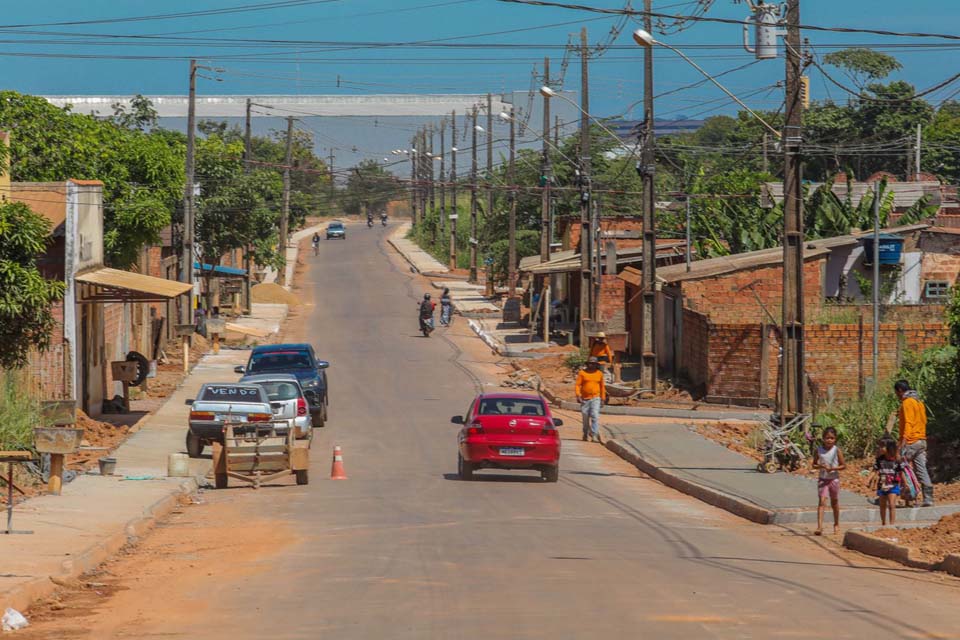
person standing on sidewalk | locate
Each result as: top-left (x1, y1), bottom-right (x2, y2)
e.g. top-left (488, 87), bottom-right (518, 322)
top-left (589, 332), bottom-right (615, 381)
top-left (439, 287), bottom-right (453, 326)
top-left (575, 357), bottom-right (606, 444)
top-left (894, 380), bottom-right (934, 507)
top-left (812, 427), bottom-right (845, 536)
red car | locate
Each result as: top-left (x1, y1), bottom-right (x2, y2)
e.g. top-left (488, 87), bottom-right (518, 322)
top-left (453, 392), bottom-right (562, 482)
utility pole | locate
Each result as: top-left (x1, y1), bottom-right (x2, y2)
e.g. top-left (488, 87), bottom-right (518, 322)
top-left (540, 57), bottom-right (552, 263)
top-left (578, 28), bottom-right (592, 345)
top-left (410, 135), bottom-right (418, 224)
top-left (439, 119), bottom-right (446, 234)
top-left (685, 196), bottom-right (692, 272)
top-left (486, 93), bottom-right (494, 253)
top-left (639, 0), bottom-right (658, 392)
top-left (780, 0), bottom-right (805, 419)
top-left (244, 98), bottom-right (253, 172)
top-left (278, 116), bottom-right (294, 287)
top-left (915, 123), bottom-right (922, 180)
top-left (428, 126), bottom-right (436, 241)
top-left (872, 180), bottom-right (880, 388)
top-left (470, 106), bottom-right (479, 283)
top-left (450, 111), bottom-right (458, 270)
top-left (762, 132), bottom-right (769, 173)
top-left (420, 129), bottom-right (429, 224)
top-left (328, 149), bottom-right (335, 201)
top-left (508, 104), bottom-right (517, 293)
top-left (181, 59), bottom-right (198, 326)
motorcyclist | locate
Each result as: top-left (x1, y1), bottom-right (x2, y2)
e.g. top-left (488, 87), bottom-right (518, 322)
top-left (311, 231), bottom-right (320, 253)
top-left (380, 211), bottom-right (388, 226)
top-left (367, 211), bottom-right (374, 227)
top-left (418, 293), bottom-right (436, 334)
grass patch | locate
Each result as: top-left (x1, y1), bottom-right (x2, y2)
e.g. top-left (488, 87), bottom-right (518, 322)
top-left (0, 371), bottom-right (41, 451)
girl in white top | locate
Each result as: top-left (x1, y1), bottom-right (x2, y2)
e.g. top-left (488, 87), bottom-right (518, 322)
top-left (812, 427), bottom-right (846, 536)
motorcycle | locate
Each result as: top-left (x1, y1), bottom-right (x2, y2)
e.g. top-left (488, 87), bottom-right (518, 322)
top-left (381, 216), bottom-right (388, 227)
top-left (367, 218), bottom-right (374, 228)
top-left (419, 315), bottom-right (435, 337)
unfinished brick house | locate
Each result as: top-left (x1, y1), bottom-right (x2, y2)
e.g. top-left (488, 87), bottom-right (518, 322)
top-left (620, 225), bottom-right (957, 407)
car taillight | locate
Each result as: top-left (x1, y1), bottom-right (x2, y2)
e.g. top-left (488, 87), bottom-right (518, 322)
top-left (466, 422), bottom-right (484, 436)
top-left (189, 411), bottom-right (215, 421)
top-left (542, 423), bottom-right (558, 436)
top-left (248, 413), bottom-right (272, 423)
top-left (297, 397), bottom-right (308, 416)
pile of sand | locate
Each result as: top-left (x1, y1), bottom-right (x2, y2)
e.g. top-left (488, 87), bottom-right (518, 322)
top-left (875, 512), bottom-right (960, 563)
top-left (251, 282), bottom-right (301, 306)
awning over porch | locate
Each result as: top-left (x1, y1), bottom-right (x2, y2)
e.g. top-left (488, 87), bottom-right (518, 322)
top-left (75, 267), bottom-right (192, 303)
top-left (194, 262), bottom-right (247, 278)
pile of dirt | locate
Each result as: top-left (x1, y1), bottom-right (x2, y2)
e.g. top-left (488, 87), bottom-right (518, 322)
top-left (514, 355), bottom-right (578, 399)
top-left (873, 512), bottom-right (960, 563)
top-left (526, 344), bottom-right (579, 355)
top-left (251, 282), bottom-right (301, 306)
top-left (694, 421), bottom-right (766, 460)
top-left (68, 410), bottom-right (131, 470)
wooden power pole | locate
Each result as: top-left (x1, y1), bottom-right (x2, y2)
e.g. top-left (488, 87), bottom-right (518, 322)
top-left (278, 116), bottom-right (294, 286)
top-left (578, 28), bottom-right (592, 345)
top-left (181, 59), bottom-right (198, 326)
top-left (508, 105), bottom-right (517, 293)
top-left (780, 0), bottom-right (806, 419)
top-left (540, 57), bottom-right (552, 263)
top-left (639, 0), bottom-right (658, 392)
top-left (470, 106), bottom-right (479, 283)
top-left (450, 111), bottom-right (458, 270)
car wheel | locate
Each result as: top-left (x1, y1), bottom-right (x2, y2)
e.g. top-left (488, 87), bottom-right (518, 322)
top-left (458, 453), bottom-right (475, 481)
top-left (186, 432), bottom-right (204, 458)
top-left (542, 465), bottom-right (559, 483)
top-left (295, 469), bottom-right (309, 485)
top-left (312, 410), bottom-right (325, 429)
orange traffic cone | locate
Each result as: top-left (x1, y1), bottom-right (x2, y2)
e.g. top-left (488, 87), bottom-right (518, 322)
top-left (330, 445), bottom-right (348, 480)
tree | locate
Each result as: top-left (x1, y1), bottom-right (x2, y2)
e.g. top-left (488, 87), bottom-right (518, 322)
top-left (0, 92), bottom-right (184, 268)
top-left (0, 201), bottom-right (65, 369)
top-left (823, 48), bottom-right (903, 90)
top-left (341, 160), bottom-right (399, 216)
top-left (111, 94), bottom-right (159, 131)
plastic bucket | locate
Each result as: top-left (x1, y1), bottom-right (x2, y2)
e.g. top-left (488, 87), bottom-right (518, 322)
top-left (98, 456), bottom-right (117, 476)
top-left (167, 453), bottom-right (190, 478)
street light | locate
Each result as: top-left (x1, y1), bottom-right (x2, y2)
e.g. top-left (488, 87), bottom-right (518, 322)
top-left (632, 29), bottom-right (780, 138)
top-left (499, 111), bottom-right (577, 167)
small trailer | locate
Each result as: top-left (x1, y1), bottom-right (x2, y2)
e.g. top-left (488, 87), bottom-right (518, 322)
top-left (211, 421), bottom-right (310, 489)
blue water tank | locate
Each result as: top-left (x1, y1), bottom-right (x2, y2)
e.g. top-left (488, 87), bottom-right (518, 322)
top-left (861, 234), bottom-right (904, 265)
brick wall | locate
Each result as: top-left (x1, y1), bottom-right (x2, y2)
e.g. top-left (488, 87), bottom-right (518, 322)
top-left (24, 301), bottom-right (70, 400)
top-left (103, 302), bottom-right (127, 400)
top-left (597, 274), bottom-right (626, 333)
top-left (696, 319), bottom-right (948, 405)
top-left (567, 217), bottom-right (644, 250)
top-left (681, 258), bottom-right (824, 324)
top-left (680, 309), bottom-right (709, 393)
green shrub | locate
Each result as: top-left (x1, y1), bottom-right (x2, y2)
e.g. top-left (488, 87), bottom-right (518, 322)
top-left (0, 371), bottom-right (41, 451)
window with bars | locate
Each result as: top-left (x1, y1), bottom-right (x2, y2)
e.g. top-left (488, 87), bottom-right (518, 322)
top-left (924, 281), bottom-right (950, 299)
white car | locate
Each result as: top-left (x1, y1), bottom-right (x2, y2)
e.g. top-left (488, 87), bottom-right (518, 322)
top-left (239, 373), bottom-right (313, 441)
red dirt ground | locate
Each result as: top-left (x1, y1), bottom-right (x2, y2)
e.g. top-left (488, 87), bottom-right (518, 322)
top-left (873, 512), bottom-right (960, 563)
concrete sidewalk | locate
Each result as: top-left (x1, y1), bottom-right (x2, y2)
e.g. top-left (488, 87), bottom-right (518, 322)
top-left (0, 349), bottom-right (249, 615)
top-left (387, 221), bottom-right (449, 275)
top-left (603, 420), bottom-right (960, 525)
top-left (262, 222), bottom-right (325, 287)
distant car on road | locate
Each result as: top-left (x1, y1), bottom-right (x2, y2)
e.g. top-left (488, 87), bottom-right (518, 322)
top-left (239, 373), bottom-right (312, 441)
top-left (235, 344), bottom-right (330, 427)
top-left (326, 221), bottom-right (346, 239)
top-left (185, 383), bottom-right (273, 458)
top-left (452, 392), bottom-right (562, 482)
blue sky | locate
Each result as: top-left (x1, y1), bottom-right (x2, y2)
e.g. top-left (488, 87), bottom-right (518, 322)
top-left (1, 1), bottom-right (958, 120)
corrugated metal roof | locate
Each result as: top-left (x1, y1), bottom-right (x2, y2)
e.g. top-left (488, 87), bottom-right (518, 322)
top-left (76, 267), bottom-right (191, 302)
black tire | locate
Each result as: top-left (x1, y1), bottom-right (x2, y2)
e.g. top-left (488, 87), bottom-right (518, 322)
top-left (215, 473), bottom-right (228, 489)
top-left (312, 408), bottom-right (325, 428)
top-left (458, 453), bottom-right (475, 481)
top-left (542, 465), bottom-right (559, 483)
top-left (295, 469), bottom-right (309, 485)
top-left (186, 432), bottom-right (204, 458)
top-left (125, 351), bottom-right (150, 386)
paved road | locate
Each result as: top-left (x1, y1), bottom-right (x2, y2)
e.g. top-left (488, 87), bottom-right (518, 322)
top-left (25, 222), bottom-right (960, 639)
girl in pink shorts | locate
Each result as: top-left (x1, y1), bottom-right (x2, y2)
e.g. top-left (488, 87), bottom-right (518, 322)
top-left (813, 427), bottom-right (846, 535)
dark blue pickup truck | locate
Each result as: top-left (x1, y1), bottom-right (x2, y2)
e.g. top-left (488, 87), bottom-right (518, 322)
top-left (235, 343), bottom-right (330, 427)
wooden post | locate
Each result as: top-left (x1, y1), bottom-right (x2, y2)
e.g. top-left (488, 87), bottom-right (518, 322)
top-left (213, 332), bottom-right (220, 354)
top-left (48, 454), bottom-right (64, 495)
top-left (544, 285), bottom-right (551, 344)
top-left (183, 335), bottom-right (190, 374)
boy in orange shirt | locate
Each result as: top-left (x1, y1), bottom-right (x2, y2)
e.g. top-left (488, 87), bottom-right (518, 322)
top-left (575, 357), bottom-right (607, 443)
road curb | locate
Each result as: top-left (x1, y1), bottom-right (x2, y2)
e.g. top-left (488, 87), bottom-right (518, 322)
top-left (842, 529), bottom-right (940, 571)
top-left (1, 476), bottom-right (201, 615)
top-left (605, 438), bottom-right (776, 525)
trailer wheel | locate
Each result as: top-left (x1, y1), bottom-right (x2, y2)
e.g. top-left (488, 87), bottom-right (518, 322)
top-left (295, 469), bottom-right (309, 485)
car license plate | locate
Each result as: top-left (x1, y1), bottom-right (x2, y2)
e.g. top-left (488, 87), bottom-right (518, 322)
top-left (500, 447), bottom-right (525, 456)
top-left (216, 415), bottom-right (246, 422)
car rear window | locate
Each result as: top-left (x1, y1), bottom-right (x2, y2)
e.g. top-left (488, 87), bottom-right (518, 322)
top-left (477, 398), bottom-right (545, 417)
top-left (249, 351), bottom-right (312, 371)
top-left (201, 386), bottom-right (264, 402)
top-left (258, 381), bottom-right (301, 401)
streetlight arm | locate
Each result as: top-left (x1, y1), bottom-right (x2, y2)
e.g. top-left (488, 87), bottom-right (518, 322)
top-left (658, 42), bottom-right (781, 139)
top-left (546, 90), bottom-right (636, 151)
